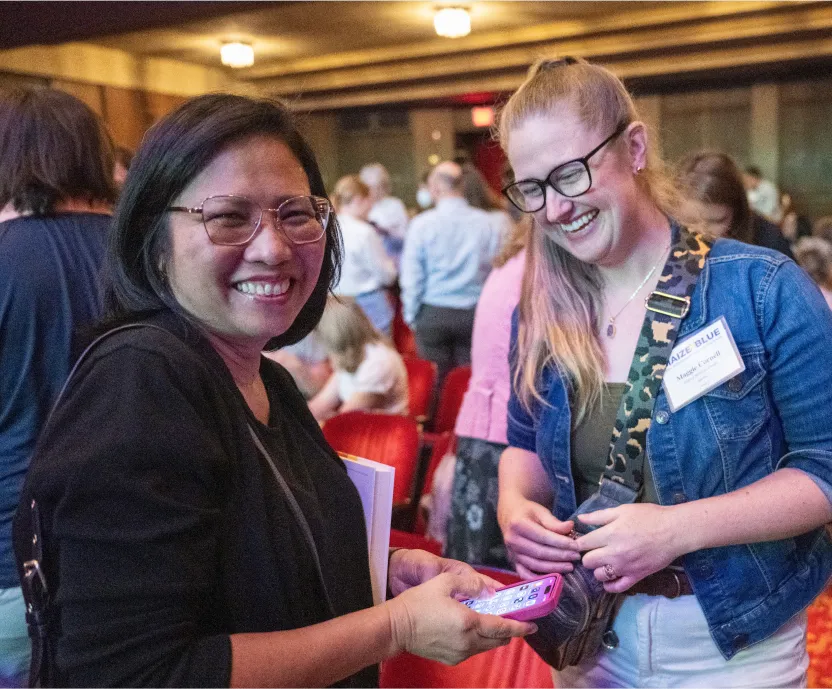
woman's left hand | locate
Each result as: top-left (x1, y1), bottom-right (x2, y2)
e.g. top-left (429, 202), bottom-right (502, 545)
top-left (573, 504), bottom-right (688, 593)
top-left (388, 549), bottom-right (503, 598)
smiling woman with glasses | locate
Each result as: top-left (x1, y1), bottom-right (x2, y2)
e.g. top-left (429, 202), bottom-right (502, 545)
top-left (496, 56), bottom-right (832, 687)
top-left (12, 94), bottom-right (535, 688)
top-left (167, 194), bottom-right (331, 246)
top-left (503, 121), bottom-right (627, 211)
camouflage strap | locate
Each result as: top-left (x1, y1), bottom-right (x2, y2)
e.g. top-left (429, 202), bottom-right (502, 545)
top-left (603, 225), bottom-right (713, 491)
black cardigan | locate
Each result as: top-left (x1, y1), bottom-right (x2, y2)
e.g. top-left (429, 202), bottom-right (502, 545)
top-left (14, 312), bottom-right (377, 687)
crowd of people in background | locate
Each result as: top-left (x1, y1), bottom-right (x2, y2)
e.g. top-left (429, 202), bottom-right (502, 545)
top-left (1, 69), bottom-right (832, 688)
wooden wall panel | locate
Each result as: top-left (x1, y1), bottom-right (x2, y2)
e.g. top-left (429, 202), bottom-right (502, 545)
top-left (145, 91), bottom-right (188, 125)
top-left (51, 80), bottom-right (104, 116)
top-left (660, 88), bottom-right (751, 167)
top-left (779, 79), bottom-right (832, 219)
top-left (337, 126), bottom-right (415, 205)
top-left (102, 85), bottom-right (150, 150)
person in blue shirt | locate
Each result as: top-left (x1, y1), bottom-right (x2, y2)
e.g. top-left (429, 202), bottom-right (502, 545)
top-left (400, 161), bottom-right (506, 386)
top-left (0, 88), bottom-right (117, 687)
top-left (496, 56), bottom-right (832, 687)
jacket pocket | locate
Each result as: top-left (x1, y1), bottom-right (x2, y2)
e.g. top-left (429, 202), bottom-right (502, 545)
top-left (703, 349), bottom-right (770, 440)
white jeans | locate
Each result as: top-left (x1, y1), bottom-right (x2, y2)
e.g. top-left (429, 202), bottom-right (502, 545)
top-left (555, 593), bottom-right (808, 688)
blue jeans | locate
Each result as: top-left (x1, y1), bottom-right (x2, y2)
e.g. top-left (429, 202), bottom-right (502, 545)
top-left (0, 587), bottom-right (29, 687)
top-left (355, 289), bottom-right (393, 337)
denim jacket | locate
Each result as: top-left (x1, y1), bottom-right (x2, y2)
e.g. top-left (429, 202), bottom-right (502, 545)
top-left (507, 236), bottom-right (832, 659)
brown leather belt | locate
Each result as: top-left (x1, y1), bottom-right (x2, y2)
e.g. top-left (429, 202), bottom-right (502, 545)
top-left (626, 568), bottom-right (693, 598)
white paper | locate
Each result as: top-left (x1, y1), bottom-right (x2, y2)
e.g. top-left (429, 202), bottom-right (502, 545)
top-left (342, 454), bottom-right (395, 605)
top-left (662, 316), bottom-right (745, 412)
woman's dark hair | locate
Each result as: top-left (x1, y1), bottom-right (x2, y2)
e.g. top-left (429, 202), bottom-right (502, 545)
top-left (0, 87), bottom-right (117, 215)
top-left (460, 163), bottom-right (504, 212)
top-left (676, 151), bottom-right (753, 243)
top-left (105, 93), bottom-right (342, 349)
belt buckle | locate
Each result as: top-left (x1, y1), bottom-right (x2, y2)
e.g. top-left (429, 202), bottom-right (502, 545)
top-left (667, 570), bottom-right (682, 599)
top-left (645, 291), bottom-right (690, 319)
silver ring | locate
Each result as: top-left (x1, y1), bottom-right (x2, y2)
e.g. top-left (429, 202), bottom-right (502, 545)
top-left (603, 564), bottom-right (618, 581)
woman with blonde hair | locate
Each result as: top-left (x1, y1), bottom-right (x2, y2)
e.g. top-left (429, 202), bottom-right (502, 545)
top-left (497, 56), bottom-right (832, 686)
top-left (309, 295), bottom-right (408, 422)
top-left (331, 174), bottom-right (397, 335)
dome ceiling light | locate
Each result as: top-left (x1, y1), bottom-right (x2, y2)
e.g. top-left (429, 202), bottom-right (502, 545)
top-left (434, 7), bottom-right (471, 39)
top-left (220, 42), bottom-right (254, 68)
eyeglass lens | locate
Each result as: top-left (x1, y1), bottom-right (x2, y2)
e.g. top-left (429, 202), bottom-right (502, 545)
top-left (507, 161), bottom-right (590, 212)
top-left (201, 195), bottom-right (329, 245)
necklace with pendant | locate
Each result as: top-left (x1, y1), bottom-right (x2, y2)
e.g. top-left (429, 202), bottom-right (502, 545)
top-left (605, 244), bottom-right (670, 338)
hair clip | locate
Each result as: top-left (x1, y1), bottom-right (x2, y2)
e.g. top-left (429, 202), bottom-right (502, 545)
top-left (534, 56), bottom-right (579, 74)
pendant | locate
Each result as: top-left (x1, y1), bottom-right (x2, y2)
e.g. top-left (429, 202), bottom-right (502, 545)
top-left (606, 321), bottom-right (616, 338)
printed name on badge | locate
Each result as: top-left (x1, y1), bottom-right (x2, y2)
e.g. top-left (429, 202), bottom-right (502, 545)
top-left (662, 316), bottom-right (745, 412)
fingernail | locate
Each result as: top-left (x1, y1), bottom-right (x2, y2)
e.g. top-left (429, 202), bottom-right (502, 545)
top-left (528, 624), bottom-right (538, 634)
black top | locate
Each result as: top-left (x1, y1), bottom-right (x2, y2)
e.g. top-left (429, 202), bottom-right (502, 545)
top-left (752, 213), bottom-right (794, 259)
top-left (0, 213), bottom-right (110, 588)
top-left (14, 312), bottom-right (377, 687)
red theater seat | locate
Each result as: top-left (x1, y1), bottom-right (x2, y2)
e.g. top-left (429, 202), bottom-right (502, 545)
top-left (430, 365), bottom-right (471, 435)
top-left (403, 357), bottom-right (437, 425)
top-left (323, 410), bottom-right (420, 506)
top-left (380, 567), bottom-right (553, 688)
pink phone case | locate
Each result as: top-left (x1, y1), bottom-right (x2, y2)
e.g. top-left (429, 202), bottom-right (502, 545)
top-left (461, 574), bottom-right (563, 621)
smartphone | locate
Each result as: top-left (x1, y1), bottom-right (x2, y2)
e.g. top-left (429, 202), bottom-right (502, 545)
top-left (460, 574), bottom-right (563, 621)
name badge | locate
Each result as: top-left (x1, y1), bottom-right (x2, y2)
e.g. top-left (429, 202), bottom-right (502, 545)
top-left (662, 316), bottom-right (745, 412)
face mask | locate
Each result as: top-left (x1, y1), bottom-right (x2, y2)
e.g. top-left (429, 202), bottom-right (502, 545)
top-left (416, 188), bottom-right (433, 209)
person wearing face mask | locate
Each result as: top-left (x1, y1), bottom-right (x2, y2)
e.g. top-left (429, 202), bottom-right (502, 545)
top-left (498, 56), bottom-right (832, 687)
top-left (399, 161), bottom-right (503, 388)
top-left (331, 175), bottom-right (397, 336)
top-left (416, 185), bottom-right (433, 211)
top-left (12, 94), bottom-right (537, 689)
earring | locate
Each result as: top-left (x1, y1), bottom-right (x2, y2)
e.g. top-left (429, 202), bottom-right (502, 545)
top-left (636, 166), bottom-right (644, 174)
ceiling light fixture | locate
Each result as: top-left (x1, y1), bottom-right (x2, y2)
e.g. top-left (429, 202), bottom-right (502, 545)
top-left (434, 7), bottom-right (471, 39)
top-left (220, 42), bottom-right (254, 68)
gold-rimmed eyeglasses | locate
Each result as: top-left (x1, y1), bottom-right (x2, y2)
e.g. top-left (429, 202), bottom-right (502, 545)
top-left (167, 194), bottom-right (331, 246)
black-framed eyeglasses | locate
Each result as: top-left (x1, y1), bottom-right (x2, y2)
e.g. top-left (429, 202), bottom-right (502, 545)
top-left (167, 194), bottom-right (331, 246)
top-left (502, 121), bottom-right (628, 213)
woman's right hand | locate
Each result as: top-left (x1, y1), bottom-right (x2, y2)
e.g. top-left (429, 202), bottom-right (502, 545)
top-left (386, 571), bottom-right (536, 665)
top-left (498, 495), bottom-right (581, 578)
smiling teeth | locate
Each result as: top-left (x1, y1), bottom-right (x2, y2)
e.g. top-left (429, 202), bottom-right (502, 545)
top-left (560, 210), bottom-right (599, 234)
top-left (235, 279), bottom-right (290, 296)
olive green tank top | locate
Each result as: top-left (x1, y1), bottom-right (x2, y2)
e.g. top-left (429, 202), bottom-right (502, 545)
top-left (570, 382), bottom-right (659, 507)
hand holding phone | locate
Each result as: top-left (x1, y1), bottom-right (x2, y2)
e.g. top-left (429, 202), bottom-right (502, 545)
top-left (460, 574), bottom-right (562, 621)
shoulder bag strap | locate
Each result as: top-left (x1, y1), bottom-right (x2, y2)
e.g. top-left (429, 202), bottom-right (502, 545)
top-left (21, 322), bottom-right (171, 687)
top-left (603, 226), bottom-right (713, 492)
top-left (247, 425), bottom-right (338, 618)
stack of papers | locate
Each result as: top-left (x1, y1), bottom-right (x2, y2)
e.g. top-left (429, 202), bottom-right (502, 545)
top-left (341, 453), bottom-right (395, 605)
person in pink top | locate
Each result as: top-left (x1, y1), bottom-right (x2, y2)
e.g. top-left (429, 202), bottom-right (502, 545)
top-left (445, 219), bottom-right (530, 568)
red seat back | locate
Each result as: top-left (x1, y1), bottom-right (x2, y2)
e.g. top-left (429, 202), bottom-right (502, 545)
top-left (389, 529), bottom-right (442, 555)
top-left (432, 365), bottom-right (471, 434)
top-left (323, 411), bottom-right (420, 505)
top-left (380, 567), bottom-right (553, 688)
top-left (393, 306), bottom-right (418, 357)
top-left (403, 357), bottom-right (437, 424)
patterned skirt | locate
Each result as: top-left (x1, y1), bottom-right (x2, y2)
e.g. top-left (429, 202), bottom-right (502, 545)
top-left (445, 436), bottom-right (510, 569)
